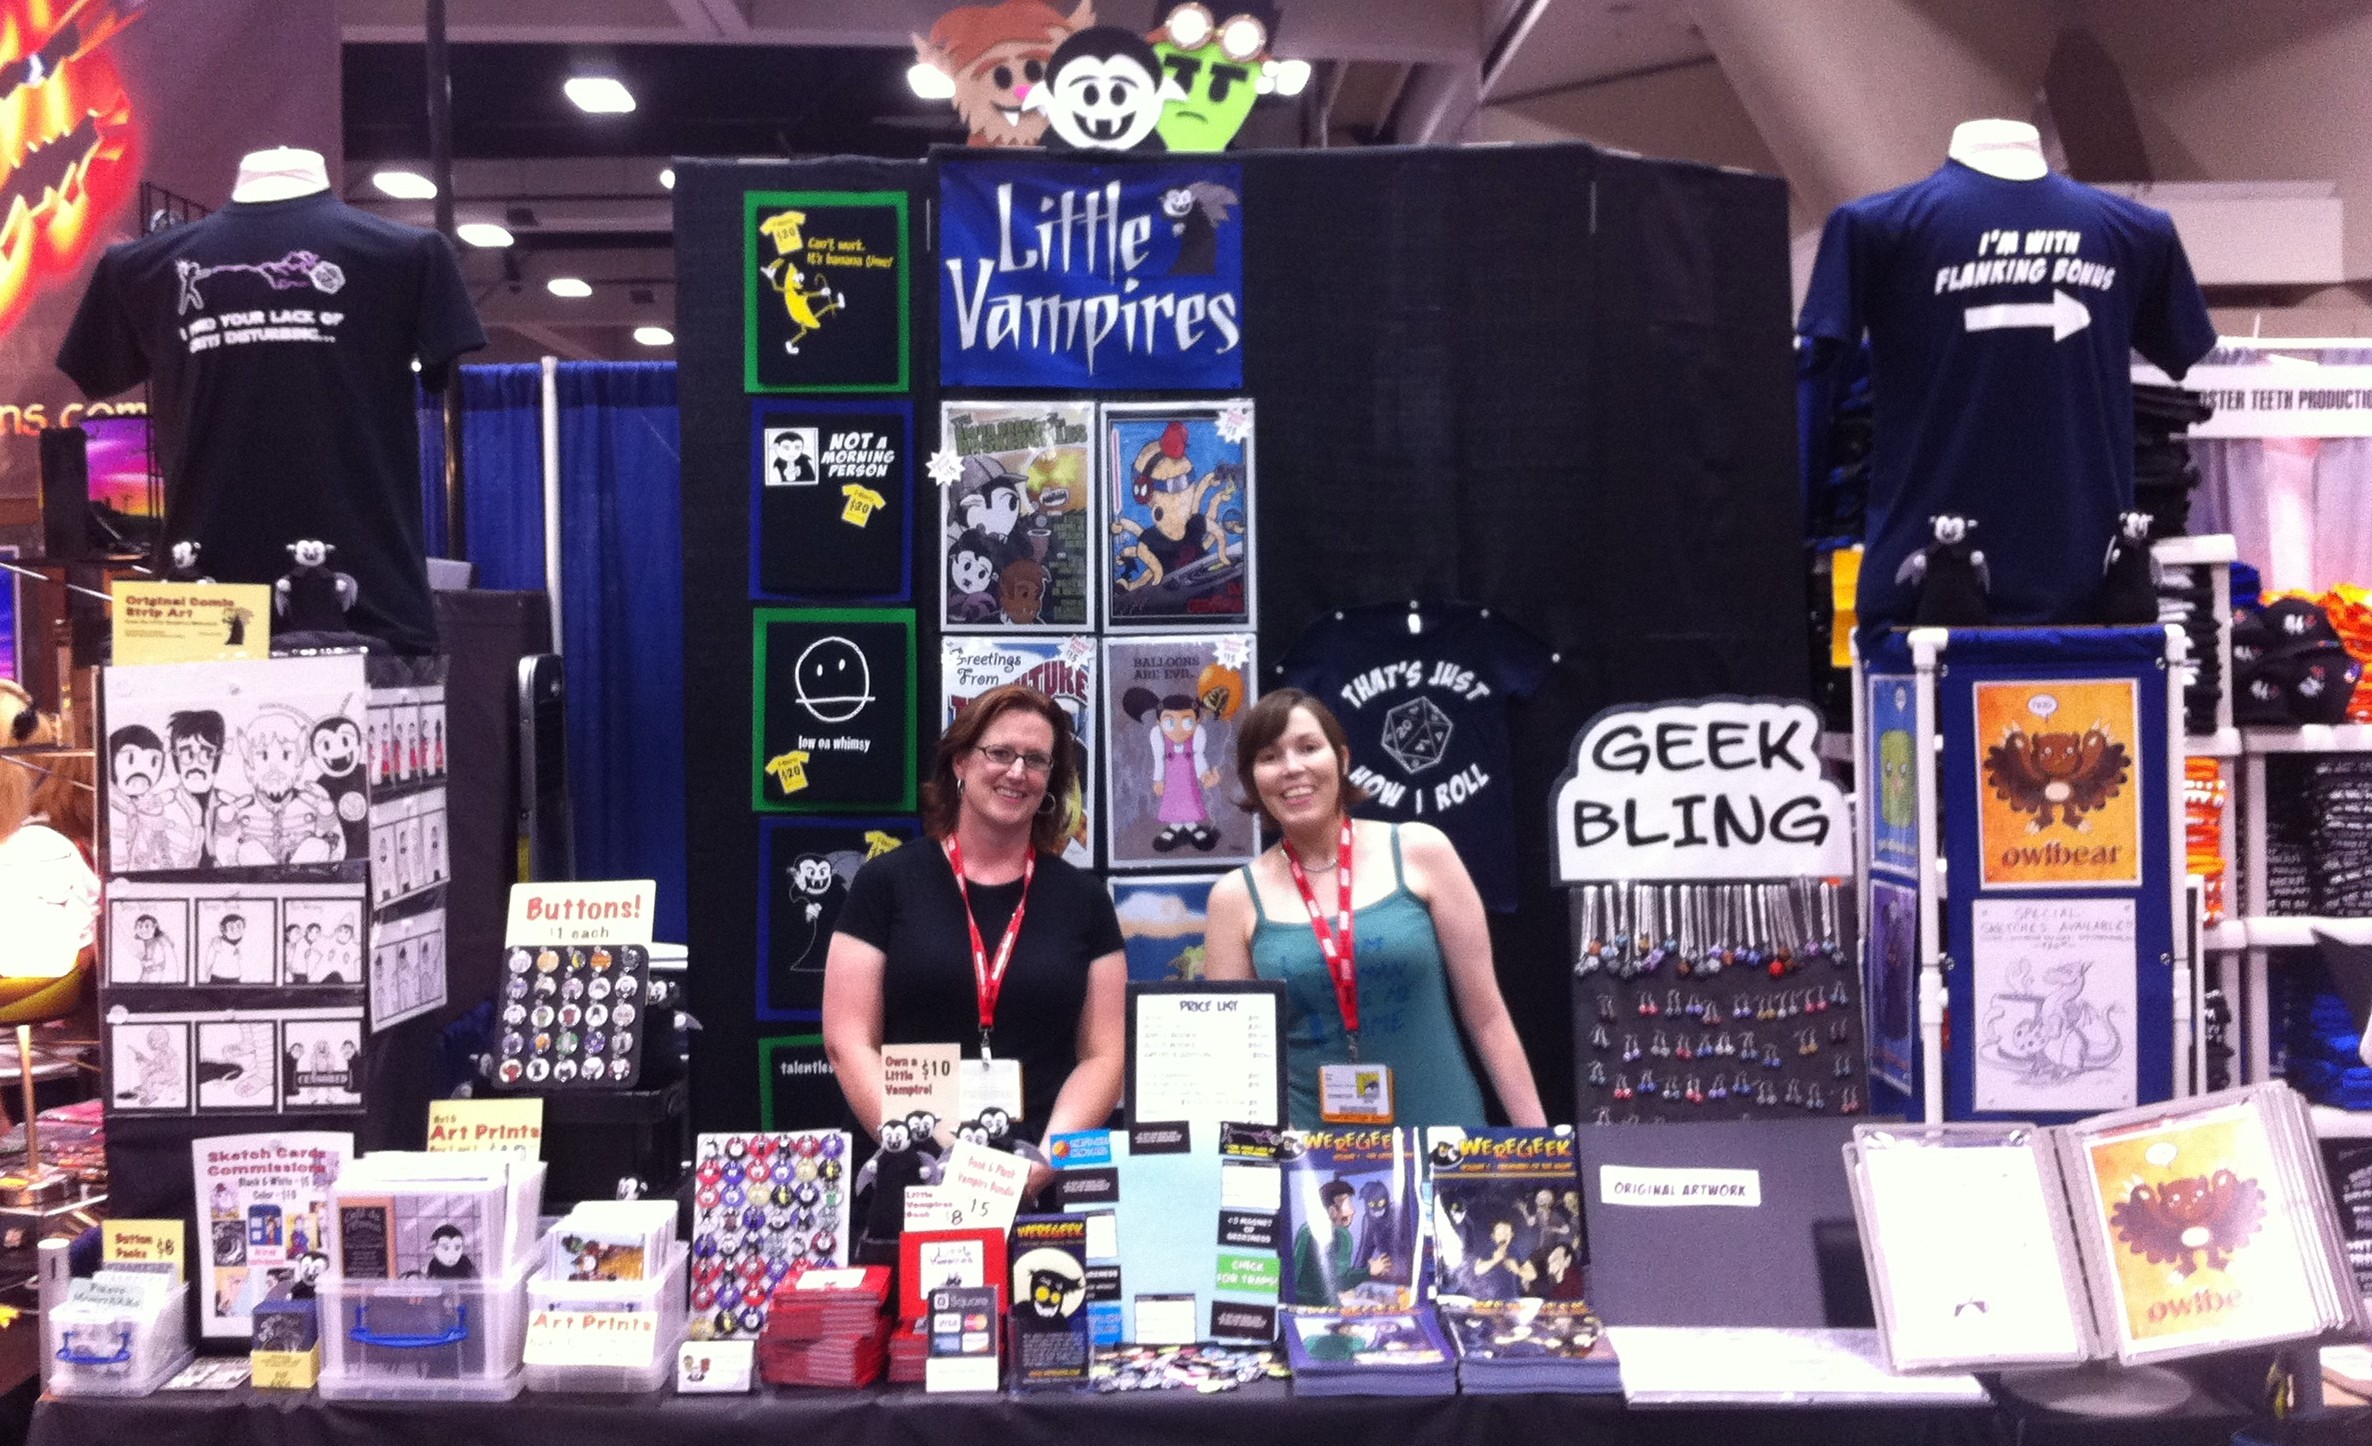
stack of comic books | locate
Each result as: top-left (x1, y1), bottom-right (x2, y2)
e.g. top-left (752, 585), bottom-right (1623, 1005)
top-left (1279, 1304), bottom-right (1456, 1396)
top-left (1441, 1300), bottom-right (1619, 1393)
top-left (1846, 1083), bottom-right (2369, 1373)
top-left (758, 1265), bottom-right (893, 1388)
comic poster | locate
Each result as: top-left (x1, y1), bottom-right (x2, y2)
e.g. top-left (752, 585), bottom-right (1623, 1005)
top-left (192, 1130), bottom-right (352, 1340)
top-left (1110, 875), bottom-right (1223, 983)
top-left (106, 878), bottom-right (367, 990)
top-left (1278, 1127), bottom-right (1420, 1311)
top-left (744, 190), bottom-right (909, 393)
top-left (1971, 897), bottom-right (2136, 1114)
top-left (367, 905), bottom-right (446, 1033)
top-left (749, 399), bottom-right (911, 601)
top-left (941, 635), bottom-right (1097, 866)
top-left (759, 818), bottom-right (918, 1020)
top-left (2078, 1104), bottom-right (2320, 1355)
top-left (753, 608), bottom-right (918, 813)
top-left (1866, 673), bottom-right (1920, 876)
top-left (100, 655), bottom-right (369, 875)
top-left (106, 1005), bottom-right (364, 1117)
top-left (933, 401), bottom-right (1094, 631)
top-left (1973, 678), bottom-right (2143, 889)
top-left (1100, 634), bottom-right (1257, 867)
top-left (1101, 401), bottom-right (1252, 628)
top-left (1868, 877), bottom-right (1920, 1093)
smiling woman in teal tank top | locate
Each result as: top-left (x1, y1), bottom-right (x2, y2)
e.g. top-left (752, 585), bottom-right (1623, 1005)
top-left (1202, 689), bottom-right (1546, 1130)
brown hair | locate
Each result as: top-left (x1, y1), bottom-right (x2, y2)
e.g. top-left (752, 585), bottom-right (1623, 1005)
top-left (921, 683), bottom-right (1081, 855)
top-left (0, 681), bottom-right (54, 843)
top-left (1233, 688), bottom-right (1371, 830)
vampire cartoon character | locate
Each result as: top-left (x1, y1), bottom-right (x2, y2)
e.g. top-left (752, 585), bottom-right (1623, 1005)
top-left (274, 539), bottom-right (361, 634)
top-left (309, 716), bottom-right (371, 858)
top-left (1030, 25), bottom-right (1180, 151)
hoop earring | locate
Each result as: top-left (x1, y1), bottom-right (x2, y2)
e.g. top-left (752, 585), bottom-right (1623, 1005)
top-left (1038, 793), bottom-right (1057, 815)
top-left (956, 776), bottom-right (965, 793)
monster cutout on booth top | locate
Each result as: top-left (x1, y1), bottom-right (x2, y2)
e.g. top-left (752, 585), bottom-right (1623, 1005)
top-left (1148, 2), bottom-right (1278, 152)
top-left (1030, 26), bottom-right (1182, 152)
top-left (912, 0), bottom-right (1098, 148)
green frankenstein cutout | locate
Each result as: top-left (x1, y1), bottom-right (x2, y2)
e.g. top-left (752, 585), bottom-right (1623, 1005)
top-left (1150, 2), bottom-right (1278, 152)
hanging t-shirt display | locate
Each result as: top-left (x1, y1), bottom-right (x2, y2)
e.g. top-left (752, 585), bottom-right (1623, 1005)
top-left (1797, 162), bottom-right (2216, 639)
top-left (750, 401), bottom-right (911, 601)
top-left (752, 607), bottom-right (917, 813)
top-left (1279, 604), bottom-right (1552, 912)
top-left (55, 192), bottom-right (487, 655)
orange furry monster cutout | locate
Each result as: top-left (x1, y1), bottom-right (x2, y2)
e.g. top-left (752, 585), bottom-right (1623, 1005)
top-left (913, 0), bottom-right (1096, 147)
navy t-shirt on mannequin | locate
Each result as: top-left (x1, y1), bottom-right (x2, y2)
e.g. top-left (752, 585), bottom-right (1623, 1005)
top-left (1798, 161), bottom-right (2217, 639)
top-left (1280, 603), bottom-right (1552, 912)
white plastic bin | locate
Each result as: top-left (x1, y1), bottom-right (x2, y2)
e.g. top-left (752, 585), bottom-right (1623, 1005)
top-left (521, 1240), bottom-right (688, 1394)
top-left (45, 1282), bottom-right (192, 1397)
top-left (318, 1263), bottom-right (530, 1401)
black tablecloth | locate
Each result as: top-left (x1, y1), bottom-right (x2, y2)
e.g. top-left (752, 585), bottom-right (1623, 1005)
top-left (27, 1374), bottom-right (2272, 1446)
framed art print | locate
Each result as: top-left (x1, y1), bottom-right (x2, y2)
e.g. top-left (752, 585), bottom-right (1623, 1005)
top-left (1100, 401), bottom-right (1252, 629)
top-left (934, 401), bottom-right (1094, 632)
top-left (744, 190), bottom-right (910, 393)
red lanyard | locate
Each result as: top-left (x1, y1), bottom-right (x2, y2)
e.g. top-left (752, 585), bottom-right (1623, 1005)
top-left (1282, 818), bottom-right (1360, 1059)
top-left (943, 837), bottom-right (1034, 1057)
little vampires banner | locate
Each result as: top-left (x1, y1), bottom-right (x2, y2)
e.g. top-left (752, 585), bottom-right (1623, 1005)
top-left (938, 157), bottom-right (1243, 390)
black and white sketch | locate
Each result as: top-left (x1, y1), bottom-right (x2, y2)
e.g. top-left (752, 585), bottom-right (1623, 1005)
top-left (101, 655), bottom-right (370, 875)
top-left (109, 1019), bottom-right (191, 1112)
top-left (1971, 897), bottom-right (2136, 1114)
top-left (369, 791), bottom-right (448, 908)
top-left (282, 896), bottom-right (367, 984)
top-left (282, 1017), bottom-right (364, 1107)
top-left (107, 897), bottom-right (189, 987)
top-left (196, 1020), bottom-right (280, 1112)
top-left (195, 896), bottom-right (275, 984)
top-left (369, 906), bottom-right (448, 1033)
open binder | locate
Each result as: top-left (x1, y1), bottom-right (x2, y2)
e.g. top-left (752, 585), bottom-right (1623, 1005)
top-left (1845, 1083), bottom-right (2367, 1373)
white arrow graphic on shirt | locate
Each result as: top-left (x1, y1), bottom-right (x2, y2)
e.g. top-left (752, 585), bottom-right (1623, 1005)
top-left (1962, 288), bottom-right (2092, 342)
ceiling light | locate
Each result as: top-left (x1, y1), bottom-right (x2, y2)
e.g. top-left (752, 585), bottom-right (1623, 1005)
top-left (659, 167), bottom-right (675, 190)
top-left (1271, 58), bottom-right (1312, 96)
top-left (565, 75), bottom-right (636, 113)
top-left (633, 326), bottom-right (674, 347)
top-left (547, 277), bottom-right (593, 298)
top-left (372, 169), bottom-right (437, 200)
top-left (907, 62), bottom-right (956, 99)
top-left (456, 222), bottom-right (514, 248)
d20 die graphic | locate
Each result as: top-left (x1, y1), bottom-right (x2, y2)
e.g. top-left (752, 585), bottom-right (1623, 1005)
top-left (1379, 696), bottom-right (1454, 775)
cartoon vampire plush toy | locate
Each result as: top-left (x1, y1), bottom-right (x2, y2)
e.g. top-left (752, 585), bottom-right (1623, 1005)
top-left (1028, 25), bottom-right (1183, 151)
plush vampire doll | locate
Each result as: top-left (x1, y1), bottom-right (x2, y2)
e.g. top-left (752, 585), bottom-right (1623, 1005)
top-left (1894, 514), bottom-right (1991, 627)
top-left (2092, 510), bottom-right (2161, 625)
top-left (274, 539), bottom-right (361, 633)
top-left (166, 540), bottom-right (214, 584)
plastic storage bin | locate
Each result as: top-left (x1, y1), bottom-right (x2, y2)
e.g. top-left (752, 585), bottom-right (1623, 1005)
top-left (45, 1282), bottom-right (193, 1397)
top-left (521, 1240), bottom-right (688, 1393)
top-left (318, 1263), bottom-right (531, 1401)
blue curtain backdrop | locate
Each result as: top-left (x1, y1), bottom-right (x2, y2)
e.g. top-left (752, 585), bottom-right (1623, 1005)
top-left (419, 362), bottom-right (688, 943)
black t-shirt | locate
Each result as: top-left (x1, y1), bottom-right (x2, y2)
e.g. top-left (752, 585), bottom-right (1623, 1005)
top-left (834, 838), bottom-right (1124, 1134)
top-left (1280, 603), bottom-right (1553, 912)
top-left (56, 193), bottom-right (487, 653)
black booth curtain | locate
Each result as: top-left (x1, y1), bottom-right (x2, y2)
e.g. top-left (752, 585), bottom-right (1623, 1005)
top-left (676, 144), bottom-right (1806, 1134)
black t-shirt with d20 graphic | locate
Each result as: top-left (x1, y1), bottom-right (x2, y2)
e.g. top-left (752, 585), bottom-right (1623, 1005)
top-left (752, 402), bottom-right (910, 600)
top-left (745, 191), bottom-right (909, 393)
top-left (1280, 604), bottom-right (1552, 912)
top-left (753, 609), bottom-right (916, 812)
top-left (55, 193), bottom-right (486, 654)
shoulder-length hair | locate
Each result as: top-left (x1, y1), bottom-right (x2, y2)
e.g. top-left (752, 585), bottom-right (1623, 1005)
top-left (1232, 688), bottom-right (1371, 831)
top-left (920, 683), bottom-right (1080, 855)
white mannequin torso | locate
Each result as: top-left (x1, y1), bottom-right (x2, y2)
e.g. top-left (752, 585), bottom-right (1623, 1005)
top-left (1947, 119), bottom-right (2047, 181)
top-left (232, 147), bottom-right (330, 204)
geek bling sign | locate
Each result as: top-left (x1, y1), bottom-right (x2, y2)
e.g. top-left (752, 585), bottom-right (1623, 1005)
top-left (1550, 699), bottom-right (1852, 882)
top-left (938, 158), bottom-right (1244, 390)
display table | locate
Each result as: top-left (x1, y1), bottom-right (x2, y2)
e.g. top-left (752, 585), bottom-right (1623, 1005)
top-left (29, 1373), bottom-right (2268, 1446)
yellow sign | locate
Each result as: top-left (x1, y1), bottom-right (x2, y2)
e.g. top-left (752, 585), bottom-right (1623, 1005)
top-left (766, 749), bottom-right (812, 795)
top-left (111, 582), bottom-right (270, 664)
top-left (523, 1308), bottom-right (661, 1369)
top-left (1974, 677), bottom-right (2142, 888)
top-left (101, 1218), bottom-right (184, 1280)
top-left (1827, 546), bottom-right (1861, 670)
top-left (426, 1097), bottom-right (545, 1157)
top-left (251, 1345), bottom-right (320, 1389)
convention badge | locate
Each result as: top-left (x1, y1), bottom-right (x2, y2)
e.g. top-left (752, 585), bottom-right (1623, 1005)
top-left (959, 1056), bottom-right (1024, 1122)
top-left (1317, 1062), bottom-right (1395, 1124)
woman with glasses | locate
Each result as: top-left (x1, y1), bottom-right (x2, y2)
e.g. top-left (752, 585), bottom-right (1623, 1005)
top-left (823, 684), bottom-right (1126, 1191)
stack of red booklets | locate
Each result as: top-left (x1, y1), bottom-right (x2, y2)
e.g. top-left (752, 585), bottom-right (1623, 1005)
top-left (758, 1265), bottom-right (893, 1388)
top-left (887, 1318), bottom-right (929, 1384)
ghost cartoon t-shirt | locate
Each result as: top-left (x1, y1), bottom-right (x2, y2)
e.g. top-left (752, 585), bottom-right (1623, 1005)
top-left (1280, 603), bottom-right (1552, 912)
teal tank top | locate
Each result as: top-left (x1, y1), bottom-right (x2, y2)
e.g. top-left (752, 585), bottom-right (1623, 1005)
top-left (1244, 825), bottom-right (1490, 1129)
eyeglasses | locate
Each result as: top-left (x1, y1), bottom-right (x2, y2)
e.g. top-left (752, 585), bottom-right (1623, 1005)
top-left (1164, 3), bottom-right (1268, 61)
top-left (974, 744), bottom-right (1055, 776)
